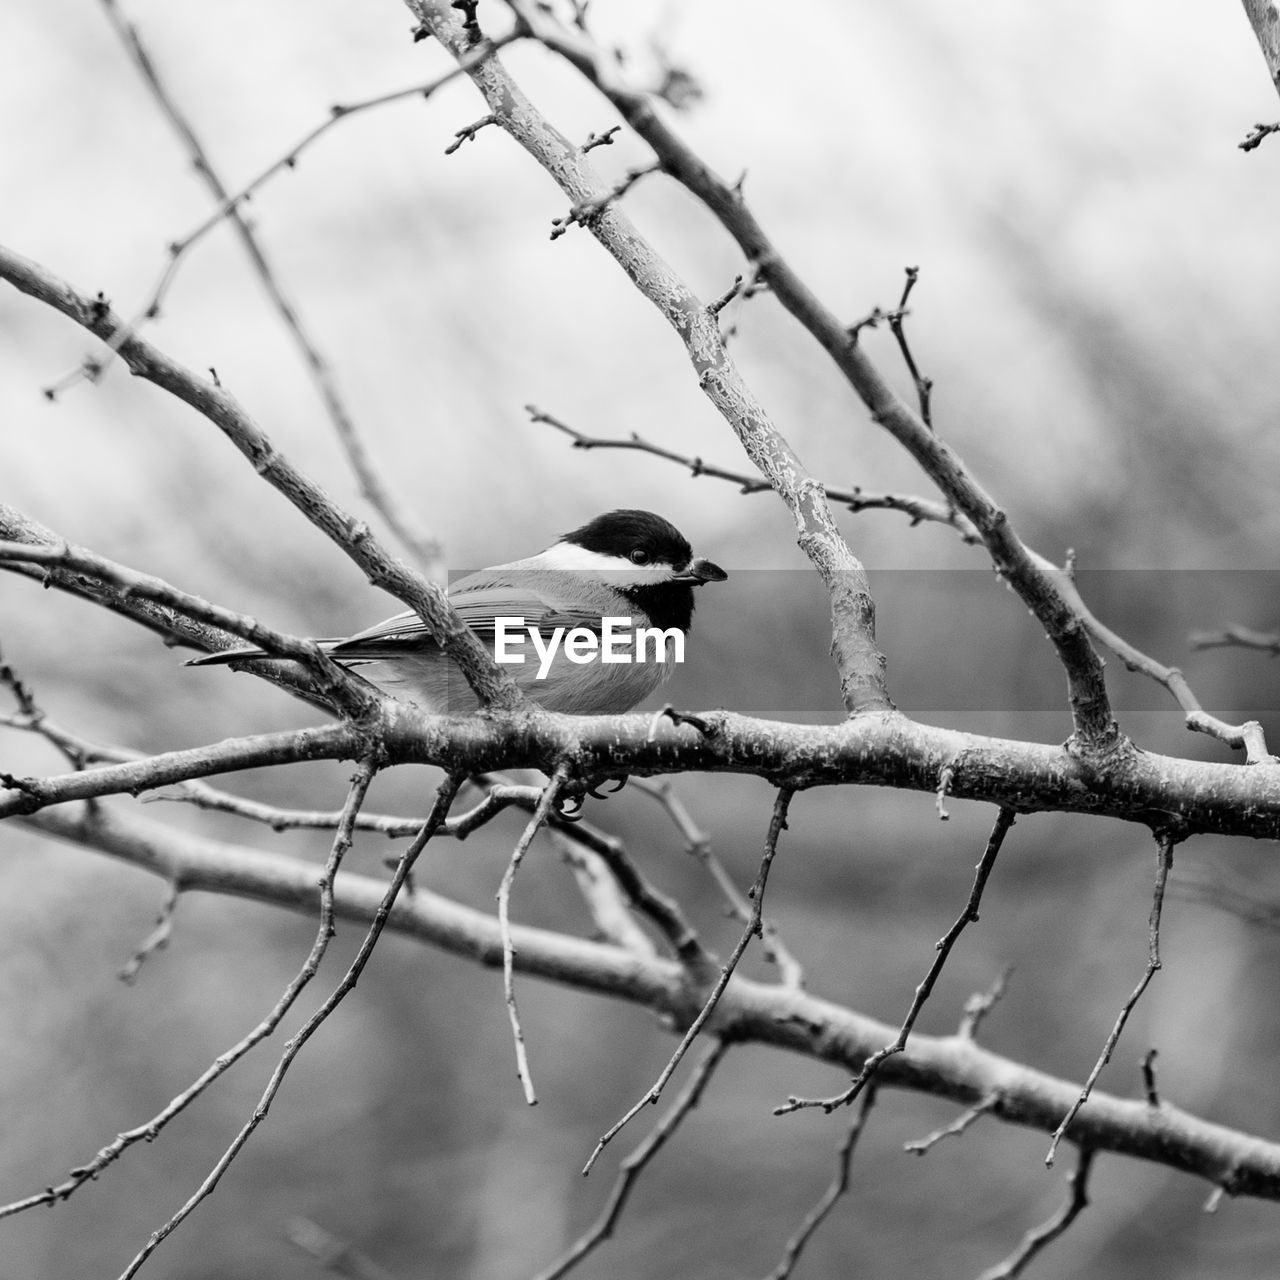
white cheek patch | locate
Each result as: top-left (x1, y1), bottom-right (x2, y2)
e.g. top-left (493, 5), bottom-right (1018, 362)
top-left (533, 542), bottom-right (678, 583)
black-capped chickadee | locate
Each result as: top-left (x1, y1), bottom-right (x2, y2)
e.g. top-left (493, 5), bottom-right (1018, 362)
top-left (189, 509), bottom-right (727, 715)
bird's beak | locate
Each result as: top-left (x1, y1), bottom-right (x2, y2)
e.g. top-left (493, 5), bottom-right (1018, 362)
top-left (675, 557), bottom-right (728, 584)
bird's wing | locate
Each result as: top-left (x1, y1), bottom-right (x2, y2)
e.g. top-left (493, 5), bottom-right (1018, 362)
top-left (329, 572), bottom-right (612, 658)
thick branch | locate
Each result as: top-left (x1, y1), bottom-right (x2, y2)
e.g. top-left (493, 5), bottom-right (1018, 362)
top-left (1, 724), bottom-right (364, 819)
top-left (503, 1), bottom-right (1116, 748)
top-left (1240, 0), bottom-right (1280, 98)
top-left (0, 530), bottom-right (376, 718)
top-left (0, 243), bottom-right (518, 712)
top-left (404, 0), bottom-right (892, 719)
top-left (9, 706), bottom-right (1280, 839)
top-left (22, 802), bottom-right (1280, 1200)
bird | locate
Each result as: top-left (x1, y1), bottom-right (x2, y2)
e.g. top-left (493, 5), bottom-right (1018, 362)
top-left (188, 509), bottom-right (727, 715)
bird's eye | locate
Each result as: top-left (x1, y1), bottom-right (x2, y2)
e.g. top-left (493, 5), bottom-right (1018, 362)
top-left (629, 548), bottom-right (649, 565)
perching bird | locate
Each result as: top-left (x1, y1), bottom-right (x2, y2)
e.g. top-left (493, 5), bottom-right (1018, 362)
top-left (188, 509), bottom-right (727, 715)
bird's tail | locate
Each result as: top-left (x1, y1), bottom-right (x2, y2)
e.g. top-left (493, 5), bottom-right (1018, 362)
top-left (184, 641), bottom-right (340, 668)
top-left (185, 646), bottom-right (272, 667)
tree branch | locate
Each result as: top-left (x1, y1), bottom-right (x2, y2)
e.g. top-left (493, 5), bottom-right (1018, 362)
top-left (404, 0), bottom-right (893, 720)
top-left (0, 242), bottom-right (519, 712)
top-left (10, 702), bottom-right (1280, 839)
top-left (19, 802), bottom-right (1280, 1200)
top-left (98, 0), bottom-right (450, 575)
top-left (501, 0), bottom-right (1117, 749)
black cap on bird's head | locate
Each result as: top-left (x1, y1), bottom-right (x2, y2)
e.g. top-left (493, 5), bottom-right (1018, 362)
top-left (561, 509), bottom-right (728, 582)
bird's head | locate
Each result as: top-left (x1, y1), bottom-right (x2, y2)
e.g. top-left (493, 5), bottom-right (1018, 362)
top-left (540, 509), bottom-right (727, 585)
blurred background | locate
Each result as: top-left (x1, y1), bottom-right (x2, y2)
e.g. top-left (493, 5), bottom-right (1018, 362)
top-left (5, 0), bottom-right (1280, 1276)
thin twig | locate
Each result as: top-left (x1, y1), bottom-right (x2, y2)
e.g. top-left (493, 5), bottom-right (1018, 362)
top-left (54, 32), bottom-right (520, 395)
top-left (763, 1085), bottom-right (879, 1280)
top-left (0, 759), bottom-right (380, 1224)
top-left (444, 112), bottom-right (497, 154)
top-left (147, 775), bottom-right (537, 841)
top-left (1038, 556), bottom-right (1278, 763)
top-left (497, 764), bottom-right (571, 1105)
top-left (115, 773), bottom-right (461, 1280)
top-left (554, 831), bottom-right (659, 956)
top-left (548, 812), bottom-right (713, 973)
top-left (631, 777), bottom-right (805, 988)
top-left (1240, 121), bottom-right (1280, 151)
top-left (583, 787), bottom-right (794, 1175)
top-left (1190, 624), bottom-right (1280, 656)
top-left (533, 1040), bottom-right (728, 1280)
top-left (528, 404), bottom-right (981, 543)
top-left (958, 967), bottom-right (1013, 1040)
top-left (549, 161), bottom-right (663, 239)
top-left (97, 0), bottom-right (445, 575)
top-left (118, 880), bottom-right (181, 984)
top-left (977, 1147), bottom-right (1097, 1280)
top-left (903, 1093), bottom-right (999, 1156)
top-left (582, 124), bottom-right (621, 152)
top-left (777, 807), bottom-right (1015, 1115)
top-left (886, 266), bottom-right (933, 429)
top-left (1046, 831), bottom-right (1176, 1165)
top-left (0, 537), bottom-right (374, 717)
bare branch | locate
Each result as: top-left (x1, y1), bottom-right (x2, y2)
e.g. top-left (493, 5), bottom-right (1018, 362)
top-left (97, 0), bottom-right (447, 575)
top-left (550, 162), bottom-right (663, 239)
top-left (19, 802), bottom-right (1280, 1198)
top-left (503, 0), bottom-right (1116, 747)
top-left (527, 404), bottom-right (980, 543)
top-left (547, 806), bottom-right (714, 972)
top-left (117, 880), bottom-right (181, 984)
top-left (1041, 562), bottom-right (1278, 762)
top-left (1, 723), bottom-right (364, 821)
top-left (777, 807), bottom-right (1015, 1114)
top-left (528, 401), bottom-right (1264, 760)
top-left (407, 0), bottom-right (892, 718)
top-left (554, 831), bottom-right (659, 955)
top-left (0, 759), bottom-right (381, 1223)
top-left (0, 536), bottom-right (376, 717)
top-left (886, 266), bottom-right (934, 429)
top-left (903, 1093), bottom-right (999, 1156)
top-left (977, 1147), bottom-right (1097, 1280)
top-left (764, 1085), bottom-right (879, 1280)
top-left (533, 1040), bottom-right (728, 1280)
top-left (958, 967), bottom-right (1013, 1040)
top-left (584, 787), bottom-right (794, 1174)
top-left (445, 112), bottom-right (497, 153)
top-left (0, 245), bottom-right (520, 710)
top-left (60, 31), bottom-right (521, 394)
top-left (1046, 831), bottom-right (1176, 1165)
top-left (1190, 624), bottom-right (1280, 655)
top-left (1240, 120), bottom-right (1280, 150)
top-left (115, 772), bottom-right (460, 1279)
top-left (11, 695), bottom-right (1280, 840)
top-left (497, 764), bottom-right (570, 1104)
top-left (1238, 1), bottom-right (1280, 105)
top-left (633, 777), bottom-right (804, 987)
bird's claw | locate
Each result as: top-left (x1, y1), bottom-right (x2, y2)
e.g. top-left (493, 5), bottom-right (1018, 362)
top-left (587, 776), bottom-right (628, 799)
top-left (554, 774), bottom-right (629, 820)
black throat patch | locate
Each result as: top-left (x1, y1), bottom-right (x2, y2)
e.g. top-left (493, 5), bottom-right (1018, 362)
top-left (621, 580), bottom-right (697, 633)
